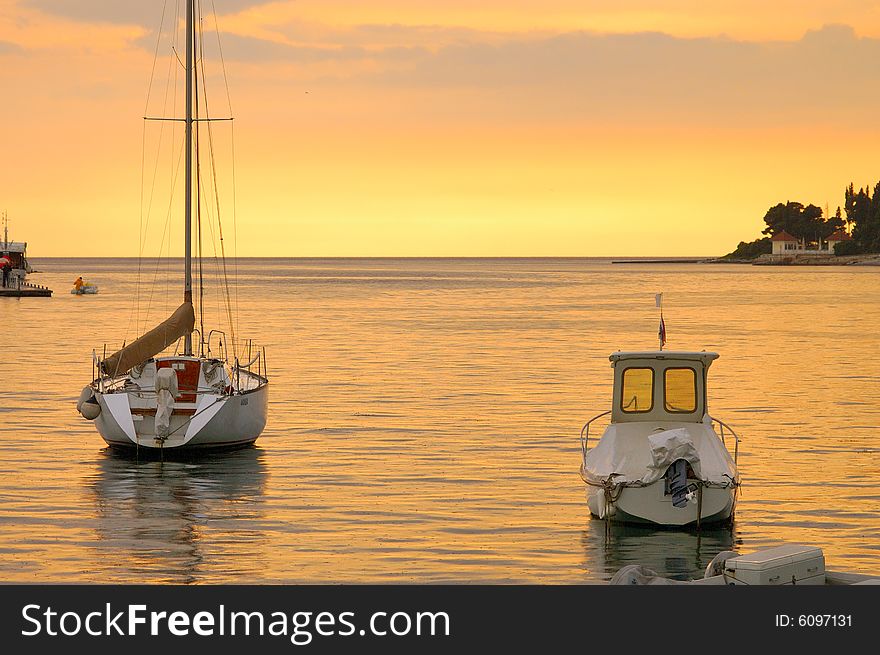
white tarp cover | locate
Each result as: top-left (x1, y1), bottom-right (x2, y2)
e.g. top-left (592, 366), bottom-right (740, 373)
top-left (155, 367), bottom-right (178, 437)
top-left (582, 423), bottom-right (736, 485)
top-left (643, 428), bottom-right (702, 483)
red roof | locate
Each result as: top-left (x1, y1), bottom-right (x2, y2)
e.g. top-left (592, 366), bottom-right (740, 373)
top-left (771, 230), bottom-right (798, 242)
top-left (827, 229), bottom-right (852, 242)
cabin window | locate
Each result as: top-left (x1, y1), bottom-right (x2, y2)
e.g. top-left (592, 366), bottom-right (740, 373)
top-left (621, 367), bottom-right (654, 413)
top-left (664, 367), bottom-right (697, 413)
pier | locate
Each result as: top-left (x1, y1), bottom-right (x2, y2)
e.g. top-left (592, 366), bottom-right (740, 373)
top-left (611, 258), bottom-right (709, 264)
top-left (0, 280), bottom-right (52, 297)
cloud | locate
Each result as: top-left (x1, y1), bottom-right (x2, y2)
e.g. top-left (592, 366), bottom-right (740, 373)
top-left (127, 20), bottom-right (879, 128)
top-left (24, 0), bottom-right (268, 27)
top-left (133, 28), bottom-right (429, 64)
top-left (346, 24), bottom-right (880, 126)
top-left (273, 20), bottom-right (522, 49)
top-left (0, 40), bottom-right (22, 54)
top-left (30, 5), bottom-right (878, 131)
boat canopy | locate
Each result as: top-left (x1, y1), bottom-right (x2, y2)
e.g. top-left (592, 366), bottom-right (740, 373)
top-left (100, 302), bottom-right (195, 376)
top-left (0, 241), bottom-right (27, 254)
top-left (610, 351), bottom-right (719, 366)
top-left (609, 351), bottom-right (718, 423)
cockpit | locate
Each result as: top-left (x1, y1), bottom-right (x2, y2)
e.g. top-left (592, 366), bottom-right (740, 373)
top-left (610, 351), bottom-right (718, 423)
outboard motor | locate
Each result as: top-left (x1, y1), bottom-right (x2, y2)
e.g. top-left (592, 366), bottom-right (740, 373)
top-left (666, 459), bottom-right (690, 508)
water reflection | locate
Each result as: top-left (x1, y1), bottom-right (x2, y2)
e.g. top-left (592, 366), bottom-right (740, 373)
top-left (89, 446), bottom-right (268, 583)
top-left (3, 259), bottom-right (878, 582)
top-left (584, 520), bottom-right (740, 581)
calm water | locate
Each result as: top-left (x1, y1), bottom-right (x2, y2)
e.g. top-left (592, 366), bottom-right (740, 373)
top-left (1, 258), bottom-right (878, 583)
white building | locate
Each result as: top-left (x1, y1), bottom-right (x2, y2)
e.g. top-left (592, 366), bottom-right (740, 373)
top-left (826, 229), bottom-right (853, 252)
top-left (770, 228), bottom-right (853, 257)
top-left (770, 230), bottom-right (801, 255)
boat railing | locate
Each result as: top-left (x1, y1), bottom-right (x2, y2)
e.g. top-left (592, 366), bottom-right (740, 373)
top-left (183, 329), bottom-right (202, 356)
top-left (710, 416), bottom-right (741, 464)
top-left (232, 340), bottom-right (268, 390)
top-left (92, 347), bottom-right (123, 391)
top-left (580, 410), bottom-right (611, 460)
top-left (205, 330), bottom-right (227, 362)
top-left (20, 279), bottom-right (51, 292)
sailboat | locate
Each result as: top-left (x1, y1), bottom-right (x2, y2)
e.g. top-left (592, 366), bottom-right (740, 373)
top-left (76, 1), bottom-right (268, 451)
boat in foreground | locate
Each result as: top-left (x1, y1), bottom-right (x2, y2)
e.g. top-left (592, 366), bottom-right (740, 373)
top-left (82, 351), bottom-right (268, 450)
top-left (610, 543), bottom-right (880, 585)
top-left (75, 0), bottom-right (268, 452)
top-left (580, 351), bottom-right (740, 526)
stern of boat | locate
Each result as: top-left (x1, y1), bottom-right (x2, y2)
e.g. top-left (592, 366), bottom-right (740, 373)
top-left (83, 350), bottom-right (269, 451)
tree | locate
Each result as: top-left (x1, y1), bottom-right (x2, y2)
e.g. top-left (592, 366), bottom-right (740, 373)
top-left (761, 201), bottom-right (828, 247)
top-left (761, 201), bottom-right (803, 237)
top-left (834, 240), bottom-right (861, 256)
top-left (817, 207), bottom-right (845, 240)
top-left (845, 182), bottom-right (880, 253)
top-left (722, 237), bottom-right (772, 260)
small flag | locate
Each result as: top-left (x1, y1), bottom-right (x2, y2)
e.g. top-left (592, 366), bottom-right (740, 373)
top-left (659, 315), bottom-right (667, 348)
top-left (655, 293), bottom-right (662, 308)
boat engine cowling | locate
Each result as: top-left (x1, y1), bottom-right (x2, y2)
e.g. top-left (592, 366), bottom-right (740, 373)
top-left (76, 386), bottom-right (101, 420)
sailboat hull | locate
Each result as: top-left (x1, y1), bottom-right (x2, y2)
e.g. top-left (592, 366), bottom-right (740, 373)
top-left (93, 383), bottom-right (268, 451)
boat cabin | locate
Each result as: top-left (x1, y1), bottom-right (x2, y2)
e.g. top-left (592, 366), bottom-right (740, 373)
top-left (1, 241), bottom-right (29, 271)
top-left (609, 351), bottom-right (718, 424)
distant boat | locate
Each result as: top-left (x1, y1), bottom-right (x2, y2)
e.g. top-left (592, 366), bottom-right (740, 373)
top-left (71, 278), bottom-right (99, 295)
top-left (76, 1), bottom-right (268, 451)
top-left (1, 211), bottom-right (35, 286)
top-left (0, 212), bottom-right (51, 297)
top-left (580, 350), bottom-right (740, 526)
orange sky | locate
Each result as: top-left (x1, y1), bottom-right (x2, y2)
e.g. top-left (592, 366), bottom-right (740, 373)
top-left (2, 1), bottom-right (880, 256)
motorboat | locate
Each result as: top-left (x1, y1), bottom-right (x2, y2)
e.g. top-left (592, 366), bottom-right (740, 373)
top-left (610, 543), bottom-right (880, 585)
top-left (0, 212), bottom-right (34, 281)
top-left (71, 279), bottom-right (99, 294)
top-left (580, 351), bottom-right (740, 526)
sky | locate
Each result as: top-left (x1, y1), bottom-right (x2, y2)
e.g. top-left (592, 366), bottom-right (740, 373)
top-left (2, 1), bottom-right (880, 257)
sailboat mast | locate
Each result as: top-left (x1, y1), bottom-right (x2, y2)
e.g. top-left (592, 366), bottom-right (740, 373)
top-left (183, 0), bottom-right (194, 355)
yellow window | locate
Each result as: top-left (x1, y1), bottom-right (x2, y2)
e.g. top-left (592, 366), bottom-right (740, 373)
top-left (621, 367), bottom-right (653, 413)
top-left (665, 368), bottom-right (697, 413)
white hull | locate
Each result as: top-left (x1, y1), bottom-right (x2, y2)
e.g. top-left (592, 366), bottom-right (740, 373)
top-left (94, 383), bottom-right (267, 450)
top-left (85, 356), bottom-right (269, 451)
top-left (586, 480), bottom-right (736, 526)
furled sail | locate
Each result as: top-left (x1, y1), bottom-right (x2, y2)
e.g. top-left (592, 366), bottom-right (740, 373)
top-left (100, 302), bottom-right (195, 375)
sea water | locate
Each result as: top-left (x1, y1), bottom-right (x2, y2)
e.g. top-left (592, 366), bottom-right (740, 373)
top-left (0, 258), bottom-right (877, 582)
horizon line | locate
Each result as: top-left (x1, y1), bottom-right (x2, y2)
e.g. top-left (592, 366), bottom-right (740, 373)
top-left (27, 254), bottom-right (719, 260)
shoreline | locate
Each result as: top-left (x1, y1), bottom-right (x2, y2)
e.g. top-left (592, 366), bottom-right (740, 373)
top-left (709, 253), bottom-right (880, 266)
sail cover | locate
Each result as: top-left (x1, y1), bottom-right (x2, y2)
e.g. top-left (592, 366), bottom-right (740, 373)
top-left (101, 302), bottom-right (195, 375)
